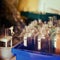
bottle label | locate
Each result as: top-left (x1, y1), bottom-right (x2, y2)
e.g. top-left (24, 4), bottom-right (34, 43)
top-left (38, 38), bottom-right (41, 50)
top-left (24, 36), bottom-right (27, 47)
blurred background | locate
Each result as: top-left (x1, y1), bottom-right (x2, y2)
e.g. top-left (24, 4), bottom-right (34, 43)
top-left (0, 0), bottom-right (60, 60)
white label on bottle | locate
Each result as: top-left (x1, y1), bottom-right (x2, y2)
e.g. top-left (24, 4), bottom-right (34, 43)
top-left (38, 38), bottom-right (41, 50)
top-left (38, 41), bottom-right (41, 50)
top-left (54, 37), bottom-right (57, 48)
top-left (24, 37), bottom-right (27, 47)
top-left (54, 42), bottom-right (56, 48)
